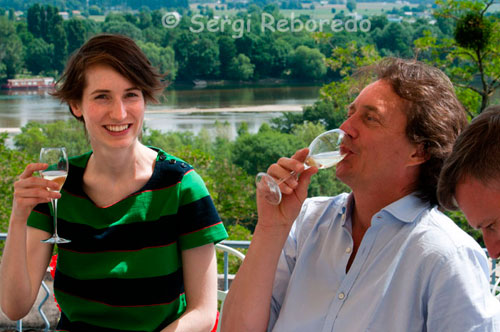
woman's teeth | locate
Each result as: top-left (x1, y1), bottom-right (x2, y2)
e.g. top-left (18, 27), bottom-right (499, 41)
top-left (106, 124), bottom-right (129, 132)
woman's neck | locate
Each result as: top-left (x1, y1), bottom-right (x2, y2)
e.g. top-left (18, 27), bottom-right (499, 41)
top-left (87, 142), bottom-right (157, 181)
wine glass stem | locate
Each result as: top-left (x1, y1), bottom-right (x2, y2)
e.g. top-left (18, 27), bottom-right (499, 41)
top-left (52, 198), bottom-right (59, 237)
top-left (276, 170), bottom-right (298, 185)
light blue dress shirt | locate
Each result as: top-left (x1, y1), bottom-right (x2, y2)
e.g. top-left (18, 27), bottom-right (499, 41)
top-left (268, 193), bottom-right (500, 332)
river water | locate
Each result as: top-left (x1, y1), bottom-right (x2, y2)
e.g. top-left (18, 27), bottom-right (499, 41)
top-left (0, 84), bottom-right (321, 140)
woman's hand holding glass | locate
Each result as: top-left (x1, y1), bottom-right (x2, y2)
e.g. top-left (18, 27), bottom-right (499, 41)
top-left (11, 163), bottom-right (62, 224)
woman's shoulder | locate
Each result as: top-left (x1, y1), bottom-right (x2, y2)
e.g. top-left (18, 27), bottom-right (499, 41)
top-left (68, 151), bottom-right (92, 168)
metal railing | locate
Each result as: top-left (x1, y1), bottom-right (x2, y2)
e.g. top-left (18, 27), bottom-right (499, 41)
top-left (0, 232), bottom-right (51, 332)
top-left (0, 234), bottom-right (249, 332)
top-left (2, 235), bottom-right (496, 331)
top-left (218, 240), bottom-right (249, 291)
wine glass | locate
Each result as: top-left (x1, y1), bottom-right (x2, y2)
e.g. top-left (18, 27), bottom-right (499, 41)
top-left (40, 147), bottom-right (70, 244)
top-left (256, 128), bottom-right (346, 205)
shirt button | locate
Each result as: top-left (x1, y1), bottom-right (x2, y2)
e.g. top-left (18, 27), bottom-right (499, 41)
top-left (345, 247), bottom-right (352, 254)
top-left (159, 154), bottom-right (166, 161)
top-left (338, 292), bottom-right (345, 300)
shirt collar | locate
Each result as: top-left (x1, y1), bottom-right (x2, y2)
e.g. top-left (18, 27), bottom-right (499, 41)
top-left (380, 193), bottom-right (430, 223)
top-left (340, 192), bottom-right (430, 226)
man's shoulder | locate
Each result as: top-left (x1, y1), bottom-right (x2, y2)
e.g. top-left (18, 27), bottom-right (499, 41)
top-left (293, 193), bottom-right (349, 234)
top-left (411, 208), bottom-right (484, 258)
top-left (302, 193), bottom-right (350, 210)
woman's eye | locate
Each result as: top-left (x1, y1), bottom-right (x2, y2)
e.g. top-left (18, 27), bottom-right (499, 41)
top-left (95, 94), bottom-right (107, 100)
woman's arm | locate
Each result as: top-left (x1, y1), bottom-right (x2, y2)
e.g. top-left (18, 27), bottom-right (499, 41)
top-left (162, 243), bottom-right (218, 332)
top-left (0, 163), bottom-right (58, 319)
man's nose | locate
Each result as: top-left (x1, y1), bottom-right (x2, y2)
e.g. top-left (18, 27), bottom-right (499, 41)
top-left (484, 233), bottom-right (500, 259)
top-left (339, 116), bottom-right (358, 139)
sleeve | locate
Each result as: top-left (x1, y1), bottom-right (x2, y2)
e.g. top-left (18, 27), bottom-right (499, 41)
top-left (267, 201), bottom-right (310, 331)
top-left (177, 169), bottom-right (228, 250)
top-left (426, 245), bottom-right (500, 332)
top-left (27, 203), bottom-right (53, 233)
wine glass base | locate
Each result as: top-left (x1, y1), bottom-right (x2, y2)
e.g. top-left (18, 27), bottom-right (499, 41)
top-left (41, 236), bottom-right (71, 244)
top-left (256, 172), bottom-right (282, 205)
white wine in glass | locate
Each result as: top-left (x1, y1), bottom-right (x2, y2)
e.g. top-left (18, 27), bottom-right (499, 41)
top-left (40, 147), bottom-right (70, 244)
top-left (256, 128), bottom-right (346, 205)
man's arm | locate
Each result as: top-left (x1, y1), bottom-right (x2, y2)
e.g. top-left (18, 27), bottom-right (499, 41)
top-left (426, 246), bottom-right (500, 331)
top-left (221, 149), bottom-right (317, 332)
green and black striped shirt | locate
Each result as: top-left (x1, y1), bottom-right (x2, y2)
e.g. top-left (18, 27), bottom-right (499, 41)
top-left (28, 147), bottom-right (228, 332)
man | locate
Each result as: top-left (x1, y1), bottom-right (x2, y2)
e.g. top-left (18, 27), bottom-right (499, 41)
top-left (438, 105), bottom-right (500, 259)
top-left (221, 58), bottom-right (500, 332)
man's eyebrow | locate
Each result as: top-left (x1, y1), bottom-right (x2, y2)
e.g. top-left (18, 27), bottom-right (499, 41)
top-left (361, 105), bottom-right (378, 112)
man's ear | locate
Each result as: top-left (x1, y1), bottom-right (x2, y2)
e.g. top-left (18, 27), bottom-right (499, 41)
top-left (408, 143), bottom-right (430, 166)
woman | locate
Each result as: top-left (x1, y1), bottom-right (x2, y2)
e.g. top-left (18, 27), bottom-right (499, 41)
top-left (0, 34), bottom-right (227, 332)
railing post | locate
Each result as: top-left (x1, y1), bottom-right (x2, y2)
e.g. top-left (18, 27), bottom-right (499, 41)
top-left (39, 281), bottom-right (51, 332)
top-left (492, 259), bottom-right (497, 285)
top-left (223, 252), bottom-right (229, 291)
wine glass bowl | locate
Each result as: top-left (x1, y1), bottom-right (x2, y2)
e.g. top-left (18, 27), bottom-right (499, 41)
top-left (256, 128), bottom-right (346, 205)
top-left (40, 147), bottom-right (70, 244)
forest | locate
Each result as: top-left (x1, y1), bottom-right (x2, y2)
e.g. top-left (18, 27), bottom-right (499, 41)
top-left (1, 0), bottom-right (499, 247)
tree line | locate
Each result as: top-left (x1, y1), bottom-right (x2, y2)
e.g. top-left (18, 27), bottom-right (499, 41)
top-left (1, 2), bottom-right (487, 84)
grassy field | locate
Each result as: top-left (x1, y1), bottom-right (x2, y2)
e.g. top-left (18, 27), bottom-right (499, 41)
top-left (193, 2), bottom-right (421, 18)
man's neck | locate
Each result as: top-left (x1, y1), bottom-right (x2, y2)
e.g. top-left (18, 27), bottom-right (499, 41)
top-left (345, 189), bottom-right (412, 273)
top-left (351, 188), bottom-right (412, 230)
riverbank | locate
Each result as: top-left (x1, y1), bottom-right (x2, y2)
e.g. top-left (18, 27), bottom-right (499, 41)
top-left (148, 104), bottom-right (306, 114)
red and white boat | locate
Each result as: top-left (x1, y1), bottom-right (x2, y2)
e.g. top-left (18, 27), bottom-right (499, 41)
top-left (1, 77), bottom-right (55, 90)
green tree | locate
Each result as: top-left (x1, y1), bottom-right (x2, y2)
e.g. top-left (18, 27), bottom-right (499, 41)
top-left (232, 128), bottom-right (302, 176)
top-left (2, 34), bottom-right (22, 78)
top-left (0, 134), bottom-right (35, 247)
top-left (0, 16), bottom-right (22, 79)
top-left (48, 13), bottom-right (68, 72)
top-left (138, 41), bottom-right (177, 81)
top-left (103, 21), bottom-right (143, 41)
top-left (289, 45), bottom-right (326, 80)
top-left (227, 54), bottom-right (255, 81)
top-left (415, 0), bottom-right (500, 114)
top-left (14, 121), bottom-right (90, 157)
top-left (218, 36), bottom-right (237, 78)
top-left (373, 22), bottom-right (413, 58)
top-left (27, 3), bottom-right (43, 39)
top-left (65, 18), bottom-right (87, 55)
top-left (346, 0), bottom-right (356, 13)
top-left (24, 38), bottom-right (54, 75)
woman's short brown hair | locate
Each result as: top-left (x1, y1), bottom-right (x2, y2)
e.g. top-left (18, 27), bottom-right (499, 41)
top-left (356, 58), bottom-right (468, 206)
top-left (438, 105), bottom-right (500, 210)
top-left (52, 34), bottom-right (164, 121)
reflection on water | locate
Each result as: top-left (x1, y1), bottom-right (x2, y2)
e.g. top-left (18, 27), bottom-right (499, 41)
top-left (0, 84), bottom-right (321, 138)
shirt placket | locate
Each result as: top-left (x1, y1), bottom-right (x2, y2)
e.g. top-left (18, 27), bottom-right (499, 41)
top-left (321, 211), bottom-right (382, 332)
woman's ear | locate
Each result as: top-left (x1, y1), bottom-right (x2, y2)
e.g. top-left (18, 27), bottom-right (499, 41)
top-left (69, 101), bottom-right (83, 119)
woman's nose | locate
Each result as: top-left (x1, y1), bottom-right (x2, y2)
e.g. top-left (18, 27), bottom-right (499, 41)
top-left (110, 99), bottom-right (127, 120)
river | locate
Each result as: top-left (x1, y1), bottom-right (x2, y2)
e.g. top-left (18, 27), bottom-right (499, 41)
top-left (0, 84), bottom-right (321, 140)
